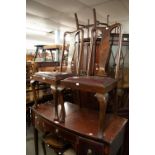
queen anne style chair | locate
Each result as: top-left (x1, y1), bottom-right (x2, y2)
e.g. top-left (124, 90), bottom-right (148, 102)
top-left (59, 12), bottom-right (123, 138)
top-left (31, 28), bottom-right (84, 122)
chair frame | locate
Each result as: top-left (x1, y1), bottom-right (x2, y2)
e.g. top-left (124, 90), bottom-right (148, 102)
top-left (31, 28), bottom-right (84, 122)
top-left (58, 9), bottom-right (123, 138)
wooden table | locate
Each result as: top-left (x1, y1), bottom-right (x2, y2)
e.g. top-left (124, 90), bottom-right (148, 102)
top-left (31, 102), bottom-right (127, 155)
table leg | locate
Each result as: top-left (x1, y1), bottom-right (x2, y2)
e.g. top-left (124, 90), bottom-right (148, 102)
top-left (33, 127), bottom-right (39, 155)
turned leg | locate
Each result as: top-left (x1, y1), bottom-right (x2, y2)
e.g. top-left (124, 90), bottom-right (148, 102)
top-left (95, 93), bottom-right (108, 138)
top-left (51, 85), bottom-right (59, 121)
top-left (33, 127), bottom-right (39, 155)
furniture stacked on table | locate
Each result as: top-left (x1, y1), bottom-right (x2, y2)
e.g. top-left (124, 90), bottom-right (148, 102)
top-left (31, 8), bottom-right (128, 155)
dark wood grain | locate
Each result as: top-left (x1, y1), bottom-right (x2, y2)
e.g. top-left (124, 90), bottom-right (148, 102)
top-left (32, 102), bottom-right (127, 143)
top-left (31, 102), bottom-right (127, 155)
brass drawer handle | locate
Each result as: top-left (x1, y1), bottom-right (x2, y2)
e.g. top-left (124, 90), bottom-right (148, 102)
top-left (76, 83), bottom-right (79, 86)
top-left (87, 148), bottom-right (92, 154)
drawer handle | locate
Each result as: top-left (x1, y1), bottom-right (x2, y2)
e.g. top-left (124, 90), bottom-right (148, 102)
top-left (35, 116), bottom-right (38, 119)
top-left (55, 128), bottom-right (59, 133)
top-left (76, 83), bottom-right (79, 86)
top-left (88, 133), bottom-right (93, 136)
top-left (87, 149), bottom-right (92, 154)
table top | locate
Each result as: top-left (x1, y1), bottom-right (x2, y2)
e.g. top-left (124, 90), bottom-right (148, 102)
top-left (32, 102), bottom-right (127, 144)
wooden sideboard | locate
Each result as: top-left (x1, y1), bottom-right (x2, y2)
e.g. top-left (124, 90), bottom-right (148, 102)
top-left (31, 102), bottom-right (127, 155)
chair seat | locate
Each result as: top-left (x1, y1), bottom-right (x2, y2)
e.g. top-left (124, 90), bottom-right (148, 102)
top-left (42, 134), bottom-right (69, 149)
top-left (61, 76), bottom-right (117, 94)
top-left (32, 71), bottom-right (74, 84)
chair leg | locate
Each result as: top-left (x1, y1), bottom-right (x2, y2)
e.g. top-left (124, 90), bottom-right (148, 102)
top-left (95, 93), bottom-right (108, 138)
top-left (51, 85), bottom-right (59, 121)
top-left (41, 141), bottom-right (46, 155)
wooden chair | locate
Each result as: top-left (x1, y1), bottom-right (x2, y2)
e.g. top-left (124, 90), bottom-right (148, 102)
top-left (37, 29), bottom-right (86, 155)
top-left (31, 28), bottom-right (84, 122)
top-left (59, 18), bottom-right (123, 138)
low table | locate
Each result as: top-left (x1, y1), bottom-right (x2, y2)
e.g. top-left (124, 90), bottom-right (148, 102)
top-left (31, 102), bottom-right (127, 155)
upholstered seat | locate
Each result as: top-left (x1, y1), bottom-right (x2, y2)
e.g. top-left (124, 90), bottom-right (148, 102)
top-left (33, 71), bottom-right (74, 84)
top-left (61, 76), bottom-right (117, 94)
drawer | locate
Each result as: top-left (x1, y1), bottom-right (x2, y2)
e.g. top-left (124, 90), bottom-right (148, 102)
top-left (34, 114), bottom-right (77, 148)
top-left (34, 115), bottom-right (55, 133)
top-left (34, 114), bottom-right (77, 145)
top-left (53, 127), bottom-right (77, 146)
top-left (78, 137), bottom-right (104, 155)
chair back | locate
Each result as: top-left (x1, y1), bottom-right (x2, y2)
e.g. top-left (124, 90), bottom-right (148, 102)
top-left (95, 23), bottom-right (122, 78)
top-left (60, 29), bottom-right (84, 76)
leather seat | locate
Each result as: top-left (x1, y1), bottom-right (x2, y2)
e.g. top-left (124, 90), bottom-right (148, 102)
top-left (33, 71), bottom-right (74, 84)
